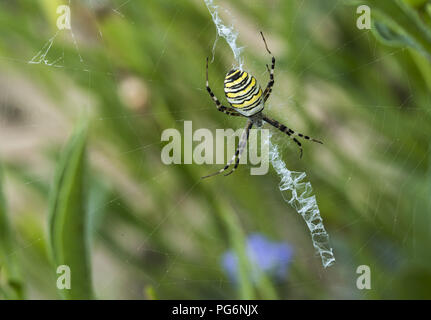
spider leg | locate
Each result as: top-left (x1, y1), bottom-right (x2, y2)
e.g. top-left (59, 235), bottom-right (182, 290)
top-left (206, 57), bottom-right (243, 117)
top-left (202, 120), bottom-right (253, 179)
top-left (262, 114), bottom-right (322, 159)
top-left (260, 32), bottom-right (275, 103)
top-left (224, 121), bottom-right (253, 176)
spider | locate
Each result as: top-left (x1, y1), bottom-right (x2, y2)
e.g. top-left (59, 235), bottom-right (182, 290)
top-left (202, 32), bottom-right (323, 179)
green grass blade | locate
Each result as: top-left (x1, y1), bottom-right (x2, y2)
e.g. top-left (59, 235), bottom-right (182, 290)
top-left (218, 202), bottom-right (255, 299)
top-left (372, 21), bottom-right (422, 50)
top-left (0, 165), bottom-right (23, 299)
top-left (47, 121), bottom-right (94, 300)
top-left (351, 0), bottom-right (431, 57)
top-left (217, 202), bottom-right (278, 299)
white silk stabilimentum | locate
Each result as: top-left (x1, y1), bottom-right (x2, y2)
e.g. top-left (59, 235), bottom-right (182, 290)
top-left (204, 0), bottom-right (243, 69)
top-left (204, 0), bottom-right (335, 268)
top-left (269, 139), bottom-right (335, 268)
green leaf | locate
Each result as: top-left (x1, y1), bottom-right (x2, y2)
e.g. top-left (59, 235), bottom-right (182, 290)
top-left (403, 0), bottom-right (429, 9)
top-left (372, 21), bottom-right (421, 50)
top-left (47, 121), bottom-right (94, 300)
top-left (410, 49), bottom-right (431, 90)
top-left (0, 165), bottom-right (23, 299)
top-left (352, 0), bottom-right (431, 58)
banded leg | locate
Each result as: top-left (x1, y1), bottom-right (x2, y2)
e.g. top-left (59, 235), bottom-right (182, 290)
top-left (263, 114), bottom-right (323, 159)
top-left (206, 57), bottom-right (243, 117)
top-left (260, 32), bottom-right (275, 102)
top-left (224, 120), bottom-right (253, 176)
top-left (202, 120), bottom-right (253, 179)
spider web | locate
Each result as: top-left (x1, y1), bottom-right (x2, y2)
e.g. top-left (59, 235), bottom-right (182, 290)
top-left (1, 0), bottom-right (429, 300)
top-left (204, 0), bottom-right (244, 69)
top-left (204, 0), bottom-right (335, 268)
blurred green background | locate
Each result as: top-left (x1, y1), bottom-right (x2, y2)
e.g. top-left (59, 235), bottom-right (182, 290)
top-left (1, 0), bottom-right (431, 299)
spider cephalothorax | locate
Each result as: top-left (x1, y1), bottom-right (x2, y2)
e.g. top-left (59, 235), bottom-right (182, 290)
top-left (203, 32), bottom-right (322, 178)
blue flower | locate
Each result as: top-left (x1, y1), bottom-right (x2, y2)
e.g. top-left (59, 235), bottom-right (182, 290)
top-left (222, 233), bottom-right (293, 283)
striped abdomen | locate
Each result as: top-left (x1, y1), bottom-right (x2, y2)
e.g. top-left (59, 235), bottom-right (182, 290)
top-left (224, 70), bottom-right (264, 117)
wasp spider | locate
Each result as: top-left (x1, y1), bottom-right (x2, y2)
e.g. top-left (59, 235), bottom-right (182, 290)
top-left (203, 32), bottom-right (322, 179)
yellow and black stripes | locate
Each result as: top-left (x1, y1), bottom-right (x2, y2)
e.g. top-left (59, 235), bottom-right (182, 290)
top-left (224, 70), bottom-right (264, 116)
top-left (206, 58), bottom-right (242, 117)
top-left (202, 32), bottom-right (324, 178)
